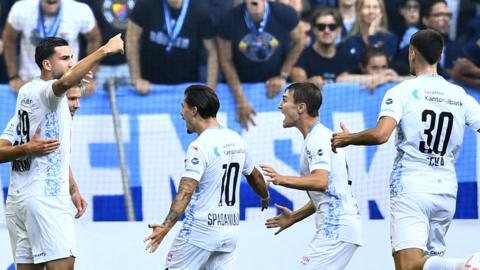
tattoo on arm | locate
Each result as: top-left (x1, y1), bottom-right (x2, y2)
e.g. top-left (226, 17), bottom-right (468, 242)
top-left (163, 178), bottom-right (198, 227)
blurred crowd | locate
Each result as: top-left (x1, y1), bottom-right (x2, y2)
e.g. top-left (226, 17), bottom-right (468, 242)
top-left (1, 0), bottom-right (479, 128)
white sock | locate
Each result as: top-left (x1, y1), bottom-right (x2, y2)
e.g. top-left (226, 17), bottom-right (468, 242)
top-left (423, 256), bottom-right (465, 270)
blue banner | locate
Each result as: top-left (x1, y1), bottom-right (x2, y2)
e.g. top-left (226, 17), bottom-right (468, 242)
top-left (0, 82), bottom-right (478, 221)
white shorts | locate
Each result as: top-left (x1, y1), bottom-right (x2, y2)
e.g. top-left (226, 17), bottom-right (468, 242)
top-left (5, 196), bottom-right (76, 264)
top-left (165, 238), bottom-right (235, 270)
top-left (299, 238), bottom-right (358, 270)
top-left (390, 193), bottom-right (456, 255)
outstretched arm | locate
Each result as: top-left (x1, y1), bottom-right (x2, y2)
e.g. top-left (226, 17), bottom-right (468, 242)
top-left (331, 117), bottom-right (397, 153)
top-left (52, 34), bottom-right (124, 97)
top-left (245, 167), bottom-right (270, 210)
top-left (265, 200), bottom-right (315, 235)
top-left (261, 165), bottom-right (328, 192)
top-left (144, 177), bottom-right (198, 253)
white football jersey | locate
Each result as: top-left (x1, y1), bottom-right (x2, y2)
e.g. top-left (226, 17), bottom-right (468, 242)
top-left (1, 78), bottom-right (72, 201)
top-left (301, 122), bottom-right (362, 246)
top-left (178, 126), bottom-right (255, 252)
top-left (379, 74), bottom-right (480, 196)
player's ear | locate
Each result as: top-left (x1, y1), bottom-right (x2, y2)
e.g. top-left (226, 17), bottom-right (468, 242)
top-left (191, 106), bottom-right (198, 116)
top-left (42, 59), bottom-right (52, 72)
top-left (297, 102), bottom-right (306, 114)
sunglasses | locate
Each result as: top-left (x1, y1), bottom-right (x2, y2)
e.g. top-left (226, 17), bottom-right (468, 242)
top-left (315, 23), bottom-right (338, 32)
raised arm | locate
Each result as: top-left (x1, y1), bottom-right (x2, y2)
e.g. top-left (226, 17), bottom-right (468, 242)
top-left (144, 177), bottom-right (198, 253)
top-left (245, 167), bottom-right (270, 210)
top-left (261, 165), bottom-right (328, 192)
top-left (331, 117), bottom-right (397, 153)
top-left (52, 34), bottom-right (124, 97)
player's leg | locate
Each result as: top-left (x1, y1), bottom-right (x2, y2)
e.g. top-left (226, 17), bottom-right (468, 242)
top-left (203, 250), bottom-right (235, 270)
top-left (299, 237), bottom-right (358, 270)
top-left (391, 193), bottom-right (430, 270)
top-left (45, 257), bottom-right (75, 270)
top-left (422, 194), bottom-right (465, 270)
top-left (165, 238), bottom-right (212, 270)
top-left (24, 196), bottom-right (76, 266)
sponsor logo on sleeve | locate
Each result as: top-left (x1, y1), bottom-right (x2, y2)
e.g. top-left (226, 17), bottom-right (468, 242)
top-left (191, 157), bottom-right (199, 165)
top-left (385, 98), bottom-right (393, 105)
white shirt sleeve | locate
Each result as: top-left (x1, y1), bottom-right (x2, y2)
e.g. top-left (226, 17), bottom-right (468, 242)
top-left (6, 1), bottom-right (26, 31)
top-left (0, 116), bottom-right (18, 144)
top-left (75, 2), bottom-right (96, 34)
top-left (242, 147), bottom-right (255, 176)
top-left (39, 80), bottom-right (63, 110)
top-left (464, 94), bottom-right (480, 131)
top-left (378, 88), bottom-right (403, 124)
top-left (307, 129), bottom-right (331, 172)
top-left (182, 143), bottom-right (207, 181)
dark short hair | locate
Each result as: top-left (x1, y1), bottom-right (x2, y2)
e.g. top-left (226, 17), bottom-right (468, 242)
top-left (286, 83), bottom-right (322, 117)
top-left (361, 46), bottom-right (389, 67)
top-left (310, 7), bottom-right (343, 27)
top-left (410, 29), bottom-right (444, 64)
top-left (421, 0), bottom-right (447, 18)
top-left (184, 85), bottom-right (220, 119)
top-left (35, 37), bottom-right (69, 69)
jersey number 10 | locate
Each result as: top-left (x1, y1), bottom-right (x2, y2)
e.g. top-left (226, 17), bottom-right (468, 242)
top-left (218, 162), bottom-right (240, 207)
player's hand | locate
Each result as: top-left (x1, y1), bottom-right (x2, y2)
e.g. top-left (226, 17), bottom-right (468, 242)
top-left (331, 122), bottom-right (351, 153)
top-left (236, 101), bottom-right (256, 130)
top-left (25, 127), bottom-right (60, 155)
top-left (260, 165), bottom-right (284, 186)
top-left (134, 78), bottom-right (152, 95)
top-left (266, 76), bottom-right (286, 98)
top-left (104, 33), bottom-right (124, 55)
top-left (71, 192), bottom-right (88, 219)
top-left (81, 71), bottom-right (97, 96)
top-left (265, 204), bottom-right (295, 235)
top-left (144, 223), bottom-right (171, 253)
top-left (308, 76), bottom-right (324, 89)
top-left (9, 77), bottom-right (26, 94)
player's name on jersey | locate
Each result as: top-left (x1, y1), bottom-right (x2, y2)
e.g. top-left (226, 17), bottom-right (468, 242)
top-left (12, 159), bottom-right (31, 172)
top-left (207, 213), bottom-right (240, 226)
top-left (428, 156), bottom-right (445, 167)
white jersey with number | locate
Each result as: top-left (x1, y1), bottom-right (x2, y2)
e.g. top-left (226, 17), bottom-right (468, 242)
top-left (379, 74), bottom-right (480, 196)
top-left (301, 122), bottom-right (362, 246)
top-left (179, 126), bottom-right (254, 252)
top-left (0, 78), bottom-right (71, 201)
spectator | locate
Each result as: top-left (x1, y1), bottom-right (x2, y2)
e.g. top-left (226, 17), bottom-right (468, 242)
top-left (342, 0), bottom-right (398, 64)
top-left (290, 7), bottom-right (356, 87)
top-left (0, 0), bottom-right (16, 84)
top-left (3, 0), bottom-right (101, 94)
top-left (421, 0), bottom-right (464, 78)
top-left (218, 0), bottom-right (305, 130)
top-left (392, 0), bottom-right (421, 75)
top-left (277, 0), bottom-right (313, 46)
top-left (452, 35), bottom-right (480, 88)
top-left (127, 0), bottom-right (218, 95)
top-left (79, 0), bottom-right (136, 86)
top-left (309, 0), bottom-right (337, 8)
top-left (338, 0), bottom-right (357, 40)
top-left (337, 46), bottom-right (409, 90)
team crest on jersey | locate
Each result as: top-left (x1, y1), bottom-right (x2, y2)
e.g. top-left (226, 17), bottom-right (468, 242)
top-left (300, 256), bottom-right (310, 265)
top-left (102, 0), bottom-right (135, 30)
top-left (385, 98), bottom-right (393, 105)
top-left (191, 157), bottom-right (199, 165)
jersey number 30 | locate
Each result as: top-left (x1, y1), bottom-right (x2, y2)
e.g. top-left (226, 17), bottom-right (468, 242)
top-left (218, 163), bottom-right (240, 207)
top-left (419, 110), bottom-right (453, 156)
